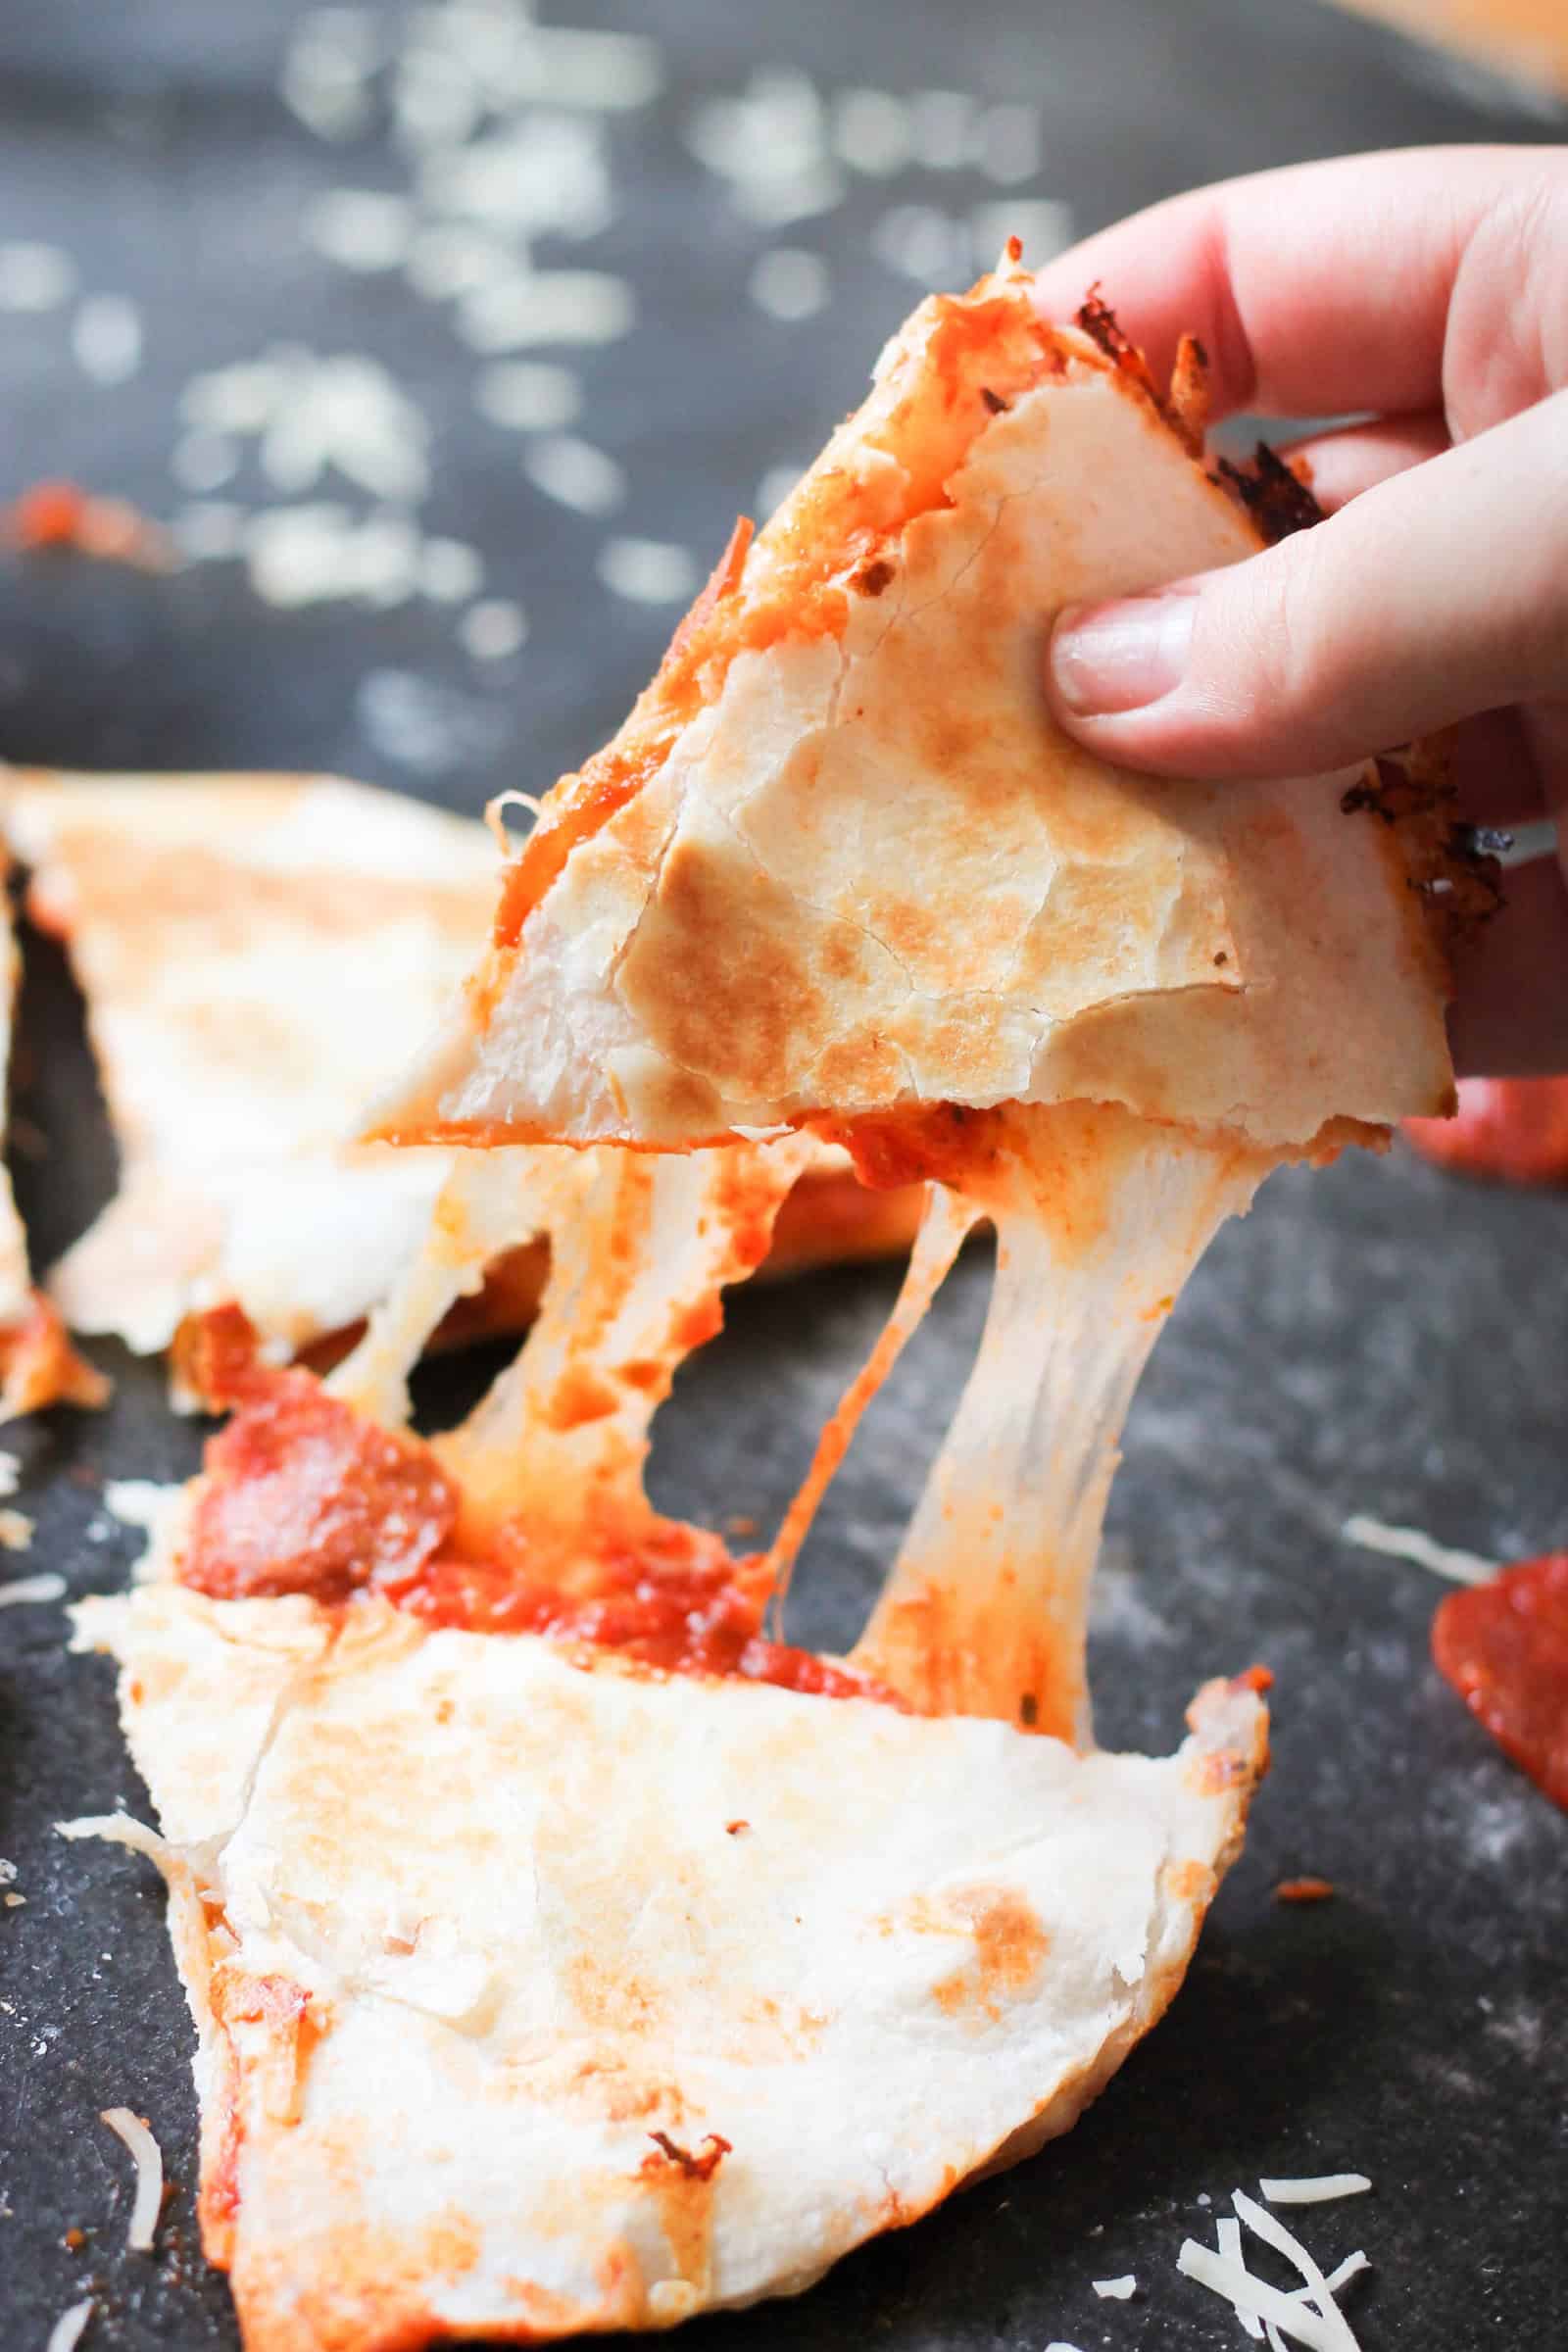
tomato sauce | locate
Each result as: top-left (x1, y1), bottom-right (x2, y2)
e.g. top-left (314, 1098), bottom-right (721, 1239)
top-left (175, 1310), bottom-right (889, 1701)
top-left (1432, 1552), bottom-right (1568, 1812)
top-left (814, 1102), bottom-right (1005, 1192)
top-left (379, 1542), bottom-right (882, 1699)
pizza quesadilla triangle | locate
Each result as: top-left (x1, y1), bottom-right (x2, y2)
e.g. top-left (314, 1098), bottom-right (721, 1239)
top-left (377, 253), bottom-right (1456, 1158)
top-left (0, 767), bottom-right (918, 1375)
top-left (67, 253), bottom-right (1464, 2349)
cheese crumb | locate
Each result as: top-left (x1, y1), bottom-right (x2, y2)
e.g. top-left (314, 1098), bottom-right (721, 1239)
top-left (73, 295), bottom-right (143, 385)
top-left (0, 1509), bottom-right (33, 1551)
top-left (475, 362), bottom-right (580, 434)
top-left (0, 241), bottom-right (75, 312)
top-left (750, 248), bottom-right (830, 321)
top-left (303, 190), bottom-right (413, 272)
top-left (598, 538), bottom-right (698, 606)
top-left (0, 1571), bottom-right (64, 1607)
top-left (45, 2300), bottom-right (94, 2352)
top-left (459, 600), bottom-right (527, 662)
top-left (1092, 2274), bottom-right (1136, 2298)
top-left (522, 436), bottom-right (624, 516)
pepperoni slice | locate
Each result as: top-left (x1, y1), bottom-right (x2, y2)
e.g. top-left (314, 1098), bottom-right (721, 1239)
top-left (180, 1370), bottom-right (455, 1603)
top-left (1405, 1077), bottom-right (1568, 1188)
top-left (1432, 1553), bottom-right (1568, 1812)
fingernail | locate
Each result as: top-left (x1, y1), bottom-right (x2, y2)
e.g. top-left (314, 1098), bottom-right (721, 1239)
top-left (1049, 592), bottom-right (1197, 716)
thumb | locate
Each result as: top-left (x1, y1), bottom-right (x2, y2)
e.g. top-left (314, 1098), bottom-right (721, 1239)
top-left (1044, 388), bottom-right (1568, 779)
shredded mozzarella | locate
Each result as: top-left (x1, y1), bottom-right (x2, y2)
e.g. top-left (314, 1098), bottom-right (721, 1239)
top-left (0, 1571), bottom-right (64, 1607)
top-left (750, 248), bottom-right (830, 321)
top-left (459, 600), bottom-right (528, 662)
top-left (0, 241), bottom-right (75, 312)
top-left (100, 2107), bottom-right (164, 2252)
top-left (72, 295), bottom-right (142, 386)
top-left (0, 1509), bottom-right (34, 1550)
top-left (1178, 2242), bottom-right (1357, 2352)
top-left (1341, 1514), bottom-right (1494, 1585)
top-left (1217, 2215), bottom-right (1264, 2340)
top-left (522, 435), bottom-right (624, 516)
top-left (56, 1812), bottom-right (172, 1866)
top-left (597, 538), bottom-right (698, 606)
top-left (1261, 2175), bottom-right (1372, 2205)
top-left (46, 2300), bottom-right (94, 2352)
top-left (1092, 2274), bottom-right (1136, 2298)
top-left (1182, 2184), bottom-right (1373, 2352)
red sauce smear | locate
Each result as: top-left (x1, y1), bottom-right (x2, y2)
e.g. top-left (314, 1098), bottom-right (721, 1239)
top-left (5, 478), bottom-right (172, 568)
top-left (1404, 1077), bottom-right (1568, 1189)
top-left (1432, 1552), bottom-right (1568, 1812)
top-left (814, 1102), bottom-right (1008, 1192)
top-left (379, 1541), bottom-right (883, 1699)
top-left (176, 1309), bottom-right (888, 1700)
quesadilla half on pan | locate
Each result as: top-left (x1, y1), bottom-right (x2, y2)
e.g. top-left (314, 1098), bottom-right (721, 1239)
top-left (68, 251), bottom-right (1466, 2349)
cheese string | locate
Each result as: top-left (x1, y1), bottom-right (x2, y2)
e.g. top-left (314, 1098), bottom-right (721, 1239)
top-left (762, 1184), bottom-right (980, 1638)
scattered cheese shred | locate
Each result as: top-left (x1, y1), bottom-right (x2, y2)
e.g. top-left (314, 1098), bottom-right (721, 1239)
top-left (56, 1813), bottom-right (173, 1867)
top-left (0, 1571), bottom-right (65, 1607)
top-left (1092, 2274), bottom-right (1136, 2299)
top-left (0, 1508), bottom-right (34, 1550)
top-left (1217, 2215), bottom-right (1264, 2340)
top-left (1177, 2241), bottom-right (1356, 2352)
top-left (45, 2299), bottom-right (94, 2352)
top-left (1341, 1514), bottom-right (1494, 1586)
top-left (99, 2106), bottom-right (164, 2253)
top-left (1181, 2182), bottom-right (1373, 2352)
top-left (1260, 2175), bottom-right (1372, 2205)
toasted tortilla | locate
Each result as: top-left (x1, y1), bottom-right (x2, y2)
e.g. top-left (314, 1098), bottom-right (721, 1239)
top-left (74, 1585), bottom-right (1263, 2349)
top-left (1, 768), bottom-right (920, 1365)
top-left (379, 259), bottom-right (1454, 1156)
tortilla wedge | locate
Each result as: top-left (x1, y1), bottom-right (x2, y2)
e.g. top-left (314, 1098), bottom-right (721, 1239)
top-left (377, 256), bottom-right (1458, 1158)
top-left (1, 769), bottom-right (920, 1369)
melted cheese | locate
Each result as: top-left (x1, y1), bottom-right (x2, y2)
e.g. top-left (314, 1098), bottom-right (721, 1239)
top-left (853, 1107), bottom-right (1269, 1740)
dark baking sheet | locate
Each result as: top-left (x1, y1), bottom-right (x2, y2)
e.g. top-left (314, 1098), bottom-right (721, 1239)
top-left (1, 2), bottom-right (1566, 2345)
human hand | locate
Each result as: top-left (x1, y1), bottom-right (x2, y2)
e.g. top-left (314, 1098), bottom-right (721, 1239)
top-left (1035, 147), bottom-right (1568, 1076)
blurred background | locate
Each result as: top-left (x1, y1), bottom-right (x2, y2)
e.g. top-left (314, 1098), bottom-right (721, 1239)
top-left (0, 0), bottom-right (1560, 815)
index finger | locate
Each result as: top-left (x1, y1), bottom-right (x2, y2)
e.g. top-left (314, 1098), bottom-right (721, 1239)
top-left (1028, 144), bottom-right (1568, 421)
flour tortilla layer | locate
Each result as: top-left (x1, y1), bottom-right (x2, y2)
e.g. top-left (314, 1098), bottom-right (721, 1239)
top-left (76, 1584), bottom-right (1265, 2349)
